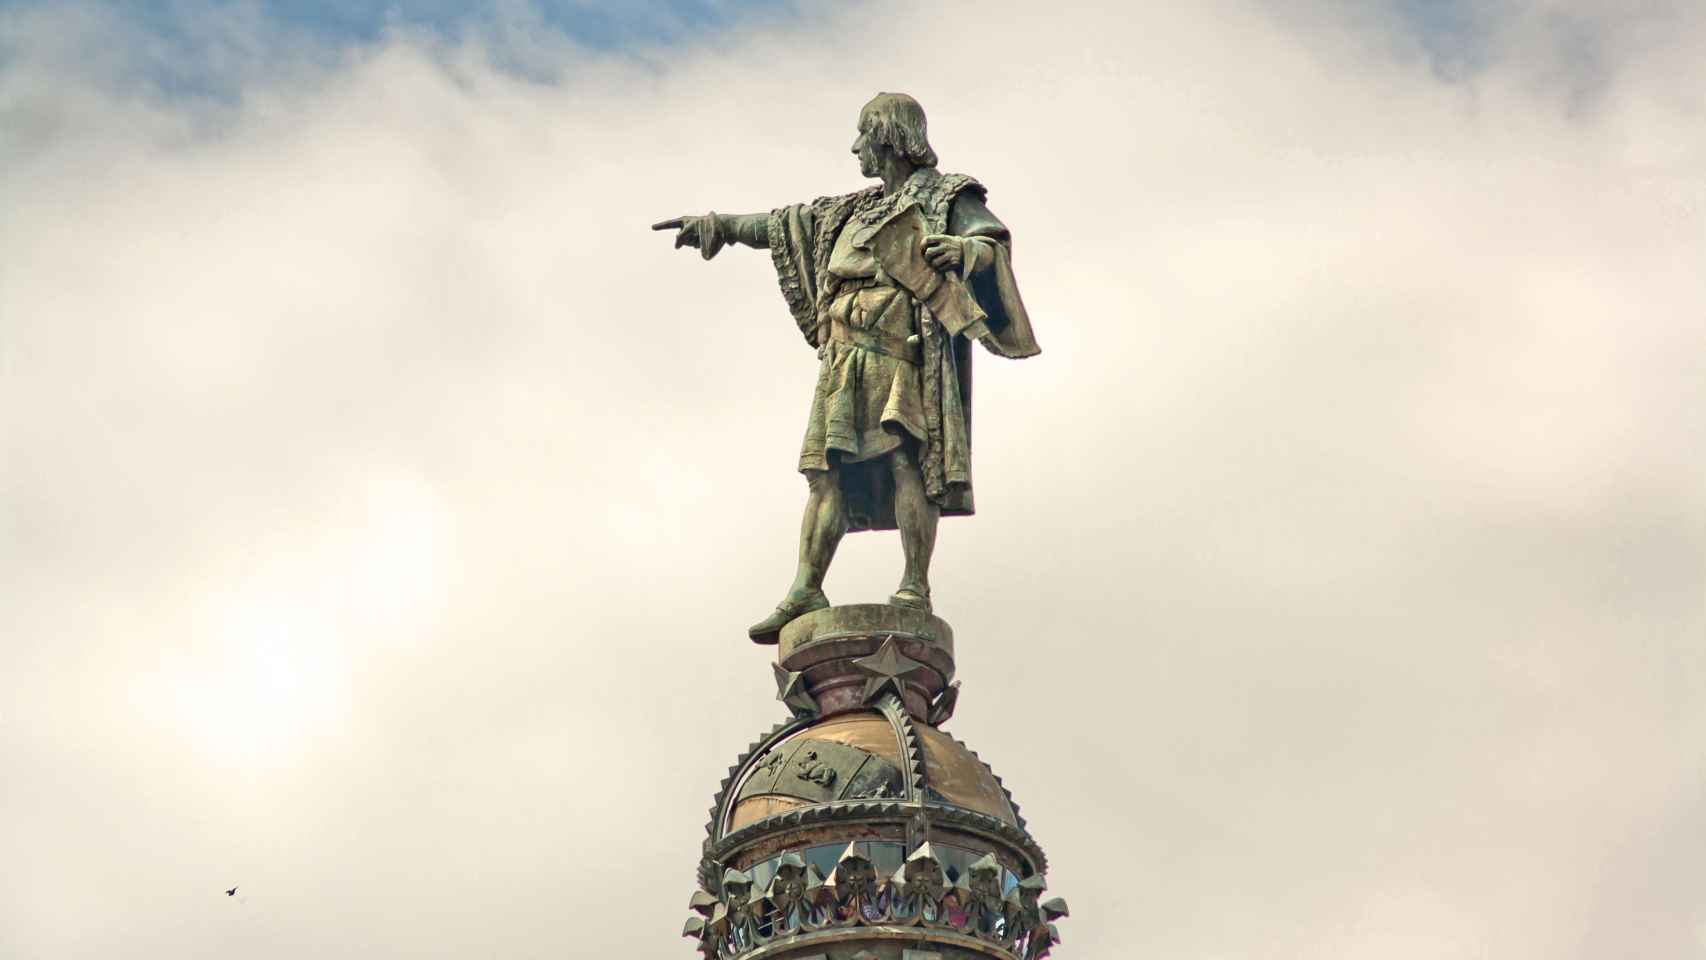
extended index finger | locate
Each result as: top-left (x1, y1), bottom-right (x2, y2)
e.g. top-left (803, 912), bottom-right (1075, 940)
top-left (651, 218), bottom-right (684, 231)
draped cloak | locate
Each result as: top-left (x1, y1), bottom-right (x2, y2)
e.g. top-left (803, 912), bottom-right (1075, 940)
top-left (765, 169), bottom-right (1040, 531)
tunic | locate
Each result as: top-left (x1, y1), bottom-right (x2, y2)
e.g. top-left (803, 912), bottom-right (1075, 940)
top-left (766, 168), bottom-right (1040, 531)
top-left (799, 219), bottom-right (930, 470)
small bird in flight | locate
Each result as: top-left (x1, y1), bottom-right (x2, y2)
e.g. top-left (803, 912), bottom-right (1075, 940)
top-left (226, 887), bottom-right (238, 897)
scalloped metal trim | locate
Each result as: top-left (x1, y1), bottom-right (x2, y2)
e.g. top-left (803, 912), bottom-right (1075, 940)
top-left (876, 693), bottom-right (926, 801)
top-left (684, 829), bottom-right (1065, 960)
top-left (937, 726), bottom-right (1029, 834)
top-left (740, 926), bottom-right (1014, 960)
top-left (707, 799), bottom-right (1048, 876)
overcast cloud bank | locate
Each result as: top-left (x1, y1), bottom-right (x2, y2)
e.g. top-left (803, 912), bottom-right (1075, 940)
top-left (3, 2), bottom-right (1704, 957)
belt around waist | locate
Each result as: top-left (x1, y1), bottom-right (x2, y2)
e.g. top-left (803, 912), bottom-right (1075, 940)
top-left (828, 319), bottom-right (920, 364)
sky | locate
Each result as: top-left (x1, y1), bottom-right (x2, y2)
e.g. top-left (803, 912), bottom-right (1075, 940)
top-left (2, 1), bottom-right (1704, 957)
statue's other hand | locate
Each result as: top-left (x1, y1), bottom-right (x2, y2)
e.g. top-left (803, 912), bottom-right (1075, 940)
top-left (922, 234), bottom-right (964, 272)
top-left (651, 213), bottom-right (724, 260)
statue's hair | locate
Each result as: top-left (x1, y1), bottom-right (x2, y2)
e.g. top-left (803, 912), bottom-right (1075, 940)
top-left (859, 92), bottom-right (938, 168)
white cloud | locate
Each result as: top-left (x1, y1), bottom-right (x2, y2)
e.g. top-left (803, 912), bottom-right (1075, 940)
top-left (3, 2), bottom-right (1704, 958)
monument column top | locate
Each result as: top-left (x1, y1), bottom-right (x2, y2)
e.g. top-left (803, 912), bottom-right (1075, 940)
top-left (776, 604), bottom-right (956, 724)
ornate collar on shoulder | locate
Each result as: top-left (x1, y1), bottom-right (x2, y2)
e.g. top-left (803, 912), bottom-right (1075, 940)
top-left (852, 169), bottom-right (941, 227)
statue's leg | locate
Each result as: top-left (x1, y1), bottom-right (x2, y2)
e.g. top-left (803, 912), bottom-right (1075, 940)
top-left (793, 465), bottom-right (846, 597)
top-left (748, 465), bottom-right (841, 643)
top-left (889, 442), bottom-right (938, 610)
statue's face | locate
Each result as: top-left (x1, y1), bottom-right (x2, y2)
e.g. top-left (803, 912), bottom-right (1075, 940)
top-left (851, 119), bottom-right (884, 178)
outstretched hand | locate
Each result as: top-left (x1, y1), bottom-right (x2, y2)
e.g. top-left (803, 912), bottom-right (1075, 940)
top-left (651, 216), bottom-right (699, 248)
top-left (651, 213), bottom-right (724, 260)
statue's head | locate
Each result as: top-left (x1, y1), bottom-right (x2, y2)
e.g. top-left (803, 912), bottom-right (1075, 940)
top-left (852, 92), bottom-right (937, 177)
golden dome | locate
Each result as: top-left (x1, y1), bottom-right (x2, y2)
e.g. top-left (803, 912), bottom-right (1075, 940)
top-left (726, 709), bottom-right (1017, 833)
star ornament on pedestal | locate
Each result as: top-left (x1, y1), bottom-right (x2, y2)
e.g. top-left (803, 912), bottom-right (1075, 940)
top-left (773, 662), bottom-right (818, 717)
top-left (852, 635), bottom-right (929, 705)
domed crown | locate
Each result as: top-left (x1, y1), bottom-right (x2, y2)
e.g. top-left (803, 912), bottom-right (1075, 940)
top-left (685, 606), bottom-right (1066, 960)
top-left (724, 710), bottom-right (1019, 833)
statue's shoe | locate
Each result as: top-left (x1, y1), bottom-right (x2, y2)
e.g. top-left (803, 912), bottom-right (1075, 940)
top-left (747, 589), bottom-right (830, 645)
top-left (888, 587), bottom-right (932, 613)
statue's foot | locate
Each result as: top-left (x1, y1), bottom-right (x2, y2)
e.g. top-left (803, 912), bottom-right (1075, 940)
top-left (888, 586), bottom-right (932, 613)
top-left (747, 588), bottom-right (830, 645)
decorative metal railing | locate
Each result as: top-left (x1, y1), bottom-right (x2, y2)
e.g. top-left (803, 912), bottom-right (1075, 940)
top-left (683, 840), bottom-right (1067, 960)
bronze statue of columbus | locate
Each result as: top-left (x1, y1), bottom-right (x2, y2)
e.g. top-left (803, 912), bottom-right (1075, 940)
top-left (654, 93), bottom-right (1040, 643)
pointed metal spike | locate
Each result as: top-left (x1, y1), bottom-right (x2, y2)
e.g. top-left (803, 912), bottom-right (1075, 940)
top-left (927, 680), bottom-right (961, 725)
top-left (681, 916), bottom-right (705, 938)
top-left (773, 662), bottom-right (818, 715)
top-left (687, 889), bottom-right (717, 914)
top-left (1041, 897), bottom-right (1069, 921)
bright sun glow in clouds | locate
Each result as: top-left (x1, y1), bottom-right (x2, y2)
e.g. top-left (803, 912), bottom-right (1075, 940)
top-left (133, 470), bottom-right (451, 770)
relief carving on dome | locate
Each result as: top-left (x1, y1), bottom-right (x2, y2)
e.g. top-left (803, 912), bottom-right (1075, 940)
top-left (733, 737), bottom-right (903, 809)
top-left (793, 750), bottom-right (838, 788)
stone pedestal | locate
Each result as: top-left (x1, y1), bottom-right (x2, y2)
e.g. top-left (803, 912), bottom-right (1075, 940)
top-left (778, 604), bottom-right (955, 722)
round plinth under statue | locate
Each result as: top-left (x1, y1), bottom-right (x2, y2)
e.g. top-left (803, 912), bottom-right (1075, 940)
top-left (776, 604), bottom-right (956, 724)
